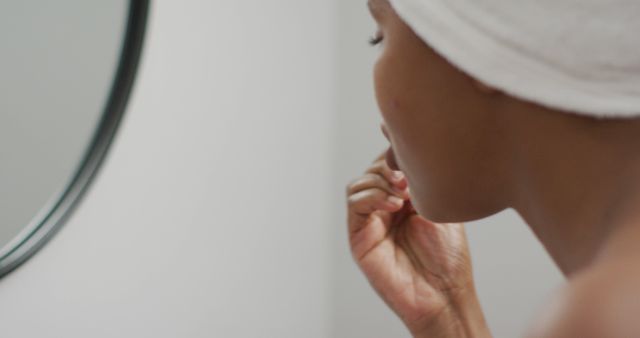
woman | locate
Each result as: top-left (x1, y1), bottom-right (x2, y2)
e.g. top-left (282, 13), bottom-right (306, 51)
top-left (346, 0), bottom-right (640, 337)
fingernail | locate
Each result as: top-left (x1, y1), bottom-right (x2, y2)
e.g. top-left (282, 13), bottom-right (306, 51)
top-left (392, 171), bottom-right (404, 181)
top-left (393, 186), bottom-right (407, 194)
top-left (387, 196), bottom-right (403, 205)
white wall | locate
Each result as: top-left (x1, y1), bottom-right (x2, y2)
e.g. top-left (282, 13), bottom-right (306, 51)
top-left (0, 1), bottom-right (564, 338)
top-left (329, 2), bottom-right (565, 338)
top-left (0, 2), bottom-right (335, 337)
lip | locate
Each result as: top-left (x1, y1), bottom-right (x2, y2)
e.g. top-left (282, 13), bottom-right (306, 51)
top-left (385, 147), bottom-right (400, 171)
top-left (381, 124), bottom-right (401, 171)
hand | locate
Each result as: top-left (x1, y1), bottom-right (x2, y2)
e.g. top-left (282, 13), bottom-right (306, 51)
top-left (346, 152), bottom-right (490, 337)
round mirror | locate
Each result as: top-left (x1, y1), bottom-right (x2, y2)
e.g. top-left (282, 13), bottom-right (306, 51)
top-left (0, 0), bottom-right (149, 277)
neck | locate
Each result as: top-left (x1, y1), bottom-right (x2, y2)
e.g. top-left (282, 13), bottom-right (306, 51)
top-left (505, 104), bottom-right (640, 276)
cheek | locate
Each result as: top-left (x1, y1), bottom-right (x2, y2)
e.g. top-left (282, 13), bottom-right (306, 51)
top-left (373, 50), bottom-right (436, 152)
top-left (373, 56), bottom-right (462, 207)
top-left (373, 52), bottom-right (412, 134)
top-left (370, 29), bottom-right (472, 196)
top-left (373, 54), bottom-right (394, 122)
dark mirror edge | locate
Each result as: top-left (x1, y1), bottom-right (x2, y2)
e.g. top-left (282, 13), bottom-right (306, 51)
top-left (0, 0), bottom-right (150, 278)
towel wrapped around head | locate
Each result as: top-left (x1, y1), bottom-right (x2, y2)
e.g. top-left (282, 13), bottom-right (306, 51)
top-left (388, 0), bottom-right (640, 118)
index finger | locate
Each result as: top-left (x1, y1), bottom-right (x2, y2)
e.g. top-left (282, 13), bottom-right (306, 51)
top-left (366, 156), bottom-right (407, 190)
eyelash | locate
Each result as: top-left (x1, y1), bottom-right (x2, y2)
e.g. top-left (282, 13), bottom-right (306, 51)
top-left (369, 35), bottom-right (384, 46)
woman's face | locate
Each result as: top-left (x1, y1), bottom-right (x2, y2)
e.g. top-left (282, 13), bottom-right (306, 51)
top-left (369, 0), bottom-right (510, 222)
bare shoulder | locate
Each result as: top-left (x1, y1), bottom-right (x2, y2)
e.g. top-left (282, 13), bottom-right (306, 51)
top-left (525, 258), bottom-right (640, 338)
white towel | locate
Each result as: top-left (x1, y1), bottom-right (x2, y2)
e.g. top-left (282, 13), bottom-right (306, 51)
top-left (388, 0), bottom-right (640, 118)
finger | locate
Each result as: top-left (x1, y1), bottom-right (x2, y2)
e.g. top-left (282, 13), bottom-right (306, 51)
top-left (366, 159), bottom-right (408, 190)
top-left (348, 204), bottom-right (398, 237)
top-left (349, 211), bottom-right (391, 261)
top-left (347, 188), bottom-right (404, 219)
top-left (347, 173), bottom-right (409, 199)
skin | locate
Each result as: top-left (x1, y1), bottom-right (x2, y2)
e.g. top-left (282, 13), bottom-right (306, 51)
top-left (346, 0), bottom-right (640, 337)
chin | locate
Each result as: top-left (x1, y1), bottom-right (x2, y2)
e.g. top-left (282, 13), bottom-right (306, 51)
top-left (413, 196), bottom-right (504, 224)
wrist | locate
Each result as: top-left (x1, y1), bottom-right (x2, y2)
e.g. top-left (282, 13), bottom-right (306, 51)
top-left (409, 286), bottom-right (492, 338)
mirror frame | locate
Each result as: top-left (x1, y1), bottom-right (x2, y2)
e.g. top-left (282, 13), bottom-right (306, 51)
top-left (0, 0), bottom-right (150, 278)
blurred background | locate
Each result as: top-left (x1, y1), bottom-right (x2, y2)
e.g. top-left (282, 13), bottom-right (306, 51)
top-left (0, 1), bottom-right (563, 337)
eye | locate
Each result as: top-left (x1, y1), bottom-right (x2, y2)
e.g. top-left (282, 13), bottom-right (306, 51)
top-left (369, 33), bottom-right (384, 46)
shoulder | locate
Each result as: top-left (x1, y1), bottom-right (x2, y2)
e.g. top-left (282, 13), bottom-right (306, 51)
top-left (525, 259), bottom-right (640, 338)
